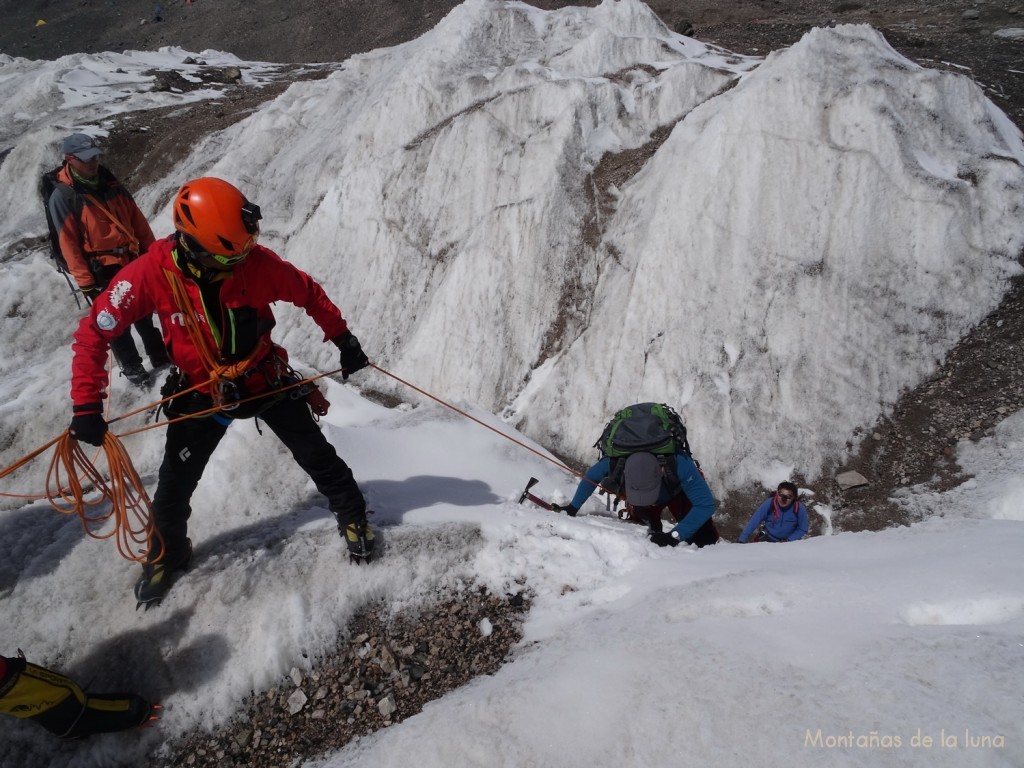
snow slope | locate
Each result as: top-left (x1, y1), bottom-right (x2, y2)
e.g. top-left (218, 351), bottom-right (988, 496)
top-left (0, 1), bottom-right (1022, 766)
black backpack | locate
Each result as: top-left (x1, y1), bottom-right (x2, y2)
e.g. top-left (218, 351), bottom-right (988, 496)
top-left (40, 166), bottom-right (72, 274)
top-left (40, 165), bottom-right (93, 306)
top-left (595, 402), bottom-right (693, 459)
top-left (594, 402), bottom-right (696, 499)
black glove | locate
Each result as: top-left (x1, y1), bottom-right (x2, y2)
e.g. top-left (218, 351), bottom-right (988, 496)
top-left (70, 404), bottom-right (107, 446)
top-left (332, 331), bottom-right (369, 380)
top-left (650, 530), bottom-right (679, 548)
top-left (550, 503), bottom-right (578, 517)
top-left (81, 284), bottom-right (102, 304)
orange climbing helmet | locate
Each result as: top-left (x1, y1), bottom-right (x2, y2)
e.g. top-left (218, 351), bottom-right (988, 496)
top-left (172, 177), bottom-right (262, 262)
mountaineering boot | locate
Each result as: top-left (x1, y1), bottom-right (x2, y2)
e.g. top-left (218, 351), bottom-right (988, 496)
top-left (134, 539), bottom-right (192, 609)
top-left (122, 363), bottom-right (152, 388)
top-left (149, 354), bottom-right (171, 374)
top-left (343, 520), bottom-right (375, 564)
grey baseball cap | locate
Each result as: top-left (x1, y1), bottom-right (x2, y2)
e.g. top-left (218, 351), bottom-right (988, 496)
top-left (62, 133), bottom-right (102, 161)
top-left (624, 452), bottom-right (662, 507)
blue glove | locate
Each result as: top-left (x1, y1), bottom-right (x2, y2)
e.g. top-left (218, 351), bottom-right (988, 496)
top-left (332, 331), bottom-right (369, 380)
top-left (70, 404), bottom-right (107, 446)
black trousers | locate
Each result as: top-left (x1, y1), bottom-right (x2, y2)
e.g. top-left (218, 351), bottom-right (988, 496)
top-left (628, 492), bottom-right (720, 548)
top-left (109, 315), bottom-right (168, 369)
top-left (150, 393), bottom-right (366, 563)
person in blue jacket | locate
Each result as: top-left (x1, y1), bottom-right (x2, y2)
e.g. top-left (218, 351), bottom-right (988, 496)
top-left (738, 482), bottom-right (808, 542)
top-left (553, 450), bottom-right (719, 548)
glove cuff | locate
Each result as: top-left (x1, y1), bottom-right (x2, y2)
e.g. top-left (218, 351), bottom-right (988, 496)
top-left (73, 403), bottom-right (103, 415)
top-left (331, 331), bottom-right (353, 349)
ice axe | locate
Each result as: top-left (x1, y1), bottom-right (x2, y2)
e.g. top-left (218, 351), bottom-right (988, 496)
top-left (518, 477), bottom-right (554, 511)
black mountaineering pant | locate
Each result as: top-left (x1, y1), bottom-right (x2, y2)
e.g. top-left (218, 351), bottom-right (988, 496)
top-left (151, 392), bottom-right (366, 564)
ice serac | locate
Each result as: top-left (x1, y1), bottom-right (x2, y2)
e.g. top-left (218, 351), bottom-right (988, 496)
top-left (152, 0), bottom-right (747, 417)
top-left (154, 6), bottom-right (1024, 493)
top-left (520, 23), bottom-right (1024, 490)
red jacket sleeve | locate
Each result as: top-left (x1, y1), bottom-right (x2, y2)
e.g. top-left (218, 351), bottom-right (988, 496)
top-left (70, 258), bottom-right (157, 406)
top-left (255, 249), bottom-right (350, 340)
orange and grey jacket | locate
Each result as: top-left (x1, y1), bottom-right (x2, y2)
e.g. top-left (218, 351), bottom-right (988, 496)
top-left (47, 164), bottom-right (156, 289)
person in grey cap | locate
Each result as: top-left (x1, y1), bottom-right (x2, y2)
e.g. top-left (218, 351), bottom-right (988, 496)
top-left (551, 408), bottom-right (719, 548)
top-left (47, 133), bottom-right (168, 387)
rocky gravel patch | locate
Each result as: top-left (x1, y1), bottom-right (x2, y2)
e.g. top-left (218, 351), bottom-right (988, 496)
top-left (147, 588), bottom-right (529, 768)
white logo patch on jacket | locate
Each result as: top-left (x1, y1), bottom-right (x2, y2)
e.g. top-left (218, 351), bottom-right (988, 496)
top-left (108, 279), bottom-right (134, 310)
top-left (96, 310), bottom-right (119, 332)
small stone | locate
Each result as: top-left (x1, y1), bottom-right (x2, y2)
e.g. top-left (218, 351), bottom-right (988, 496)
top-left (836, 470), bottom-right (869, 491)
top-left (408, 663), bottom-right (426, 681)
top-left (286, 689), bottom-right (308, 715)
top-left (290, 667), bottom-right (303, 687)
top-left (378, 693), bottom-right (398, 718)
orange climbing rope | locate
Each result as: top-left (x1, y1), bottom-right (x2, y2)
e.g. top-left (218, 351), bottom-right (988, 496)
top-left (1, 356), bottom-right (596, 567)
top-left (44, 430), bottom-right (163, 564)
top-left (164, 267), bottom-right (271, 407)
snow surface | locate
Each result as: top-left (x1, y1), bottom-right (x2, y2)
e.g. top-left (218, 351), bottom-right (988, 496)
top-left (0, 1), bottom-right (1022, 766)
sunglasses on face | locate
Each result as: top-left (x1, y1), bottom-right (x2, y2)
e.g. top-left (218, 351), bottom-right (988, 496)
top-left (205, 243), bottom-right (253, 266)
top-left (181, 233), bottom-right (253, 268)
top-left (778, 493), bottom-right (795, 502)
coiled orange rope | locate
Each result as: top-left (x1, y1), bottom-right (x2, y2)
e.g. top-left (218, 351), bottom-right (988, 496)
top-left (0, 368), bottom-right (333, 564)
top-left (44, 430), bottom-right (163, 565)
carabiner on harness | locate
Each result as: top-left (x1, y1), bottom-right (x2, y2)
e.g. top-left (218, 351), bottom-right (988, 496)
top-left (216, 379), bottom-right (241, 411)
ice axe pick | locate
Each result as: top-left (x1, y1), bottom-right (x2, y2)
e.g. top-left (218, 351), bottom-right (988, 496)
top-left (518, 477), bottom-right (554, 511)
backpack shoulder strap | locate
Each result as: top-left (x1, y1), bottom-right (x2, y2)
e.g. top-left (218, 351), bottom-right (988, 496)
top-left (81, 191), bottom-right (140, 253)
top-left (603, 456), bottom-right (626, 493)
top-left (659, 454), bottom-right (683, 496)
